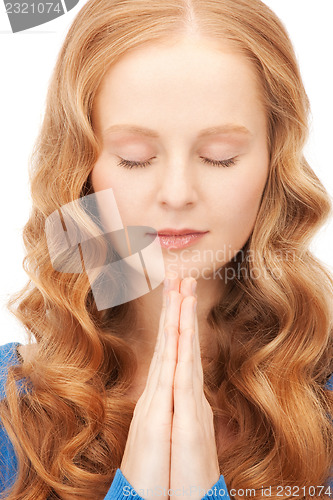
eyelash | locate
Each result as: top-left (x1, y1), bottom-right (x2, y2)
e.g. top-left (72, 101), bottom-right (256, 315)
top-left (117, 156), bottom-right (237, 169)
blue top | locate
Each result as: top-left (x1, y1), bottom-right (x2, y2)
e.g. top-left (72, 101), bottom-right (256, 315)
top-left (0, 342), bottom-right (332, 499)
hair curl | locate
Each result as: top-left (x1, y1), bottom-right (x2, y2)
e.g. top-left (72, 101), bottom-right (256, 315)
top-left (1, 0), bottom-right (333, 498)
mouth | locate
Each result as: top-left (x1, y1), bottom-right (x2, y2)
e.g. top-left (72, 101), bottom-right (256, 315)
top-left (146, 230), bottom-right (209, 249)
top-left (149, 228), bottom-right (208, 236)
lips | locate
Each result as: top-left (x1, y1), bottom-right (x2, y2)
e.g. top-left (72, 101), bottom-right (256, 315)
top-left (155, 228), bottom-right (207, 236)
top-left (146, 230), bottom-right (208, 249)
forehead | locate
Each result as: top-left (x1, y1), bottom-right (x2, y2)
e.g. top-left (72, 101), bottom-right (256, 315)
top-left (92, 36), bottom-right (266, 138)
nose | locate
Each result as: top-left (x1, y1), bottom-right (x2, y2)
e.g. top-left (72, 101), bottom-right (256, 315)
top-left (156, 156), bottom-right (199, 209)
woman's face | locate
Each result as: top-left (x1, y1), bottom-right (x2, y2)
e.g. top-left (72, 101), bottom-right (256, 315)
top-left (90, 35), bottom-right (269, 281)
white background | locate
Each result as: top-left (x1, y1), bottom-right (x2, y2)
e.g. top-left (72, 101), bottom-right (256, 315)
top-left (0, 1), bottom-right (332, 346)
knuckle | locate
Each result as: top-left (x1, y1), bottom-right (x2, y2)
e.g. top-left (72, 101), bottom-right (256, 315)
top-left (180, 327), bottom-right (195, 338)
top-left (161, 352), bottom-right (174, 366)
top-left (174, 380), bottom-right (193, 393)
top-left (157, 378), bottom-right (170, 392)
top-left (153, 344), bottom-right (160, 355)
top-left (175, 358), bottom-right (192, 368)
top-left (163, 324), bottom-right (178, 335)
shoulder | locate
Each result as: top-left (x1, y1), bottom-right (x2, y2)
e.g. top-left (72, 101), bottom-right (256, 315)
top-left (0, 344), bottom-right (21, 490)
top-left (0, 342), bottom-right (35, 401)
top-left (326, 372), bottom-right (333, 391)
top-left (16, 343), bottom-right (38, 364)
top-left (0, 342), bottom-right (21, 400)
top-left (0, 342), bottom-right (38, 368)
top-left (0, 342), bottom-right (21, 369)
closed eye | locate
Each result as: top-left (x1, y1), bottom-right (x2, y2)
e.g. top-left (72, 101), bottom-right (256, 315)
top-left (198, 156), bottom-right (237, 168)
top-left (116, 156), bottom-right (238, 169)
top-left (117, 157), bottom-right (154, 169)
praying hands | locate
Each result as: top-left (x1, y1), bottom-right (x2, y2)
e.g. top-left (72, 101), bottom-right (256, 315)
top-left (120, 276), bottom-right (220, 500)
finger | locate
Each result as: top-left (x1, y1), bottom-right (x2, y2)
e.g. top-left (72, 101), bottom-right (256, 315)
top-left (180, 276), bottom-right (197, 298)
top-left (180, 278), bottom-right (203, 390)
top-left (165, 270), bottom-right (181, 294)
top-left (144, 281), bottom-right (167, 387)
top-left (149, 290), bottom-right (182, 413)
top-left (156, 274), bottom-right (180, 352)
top-left (162, 273), bottom-right (181, 308)
top-left (179, 277), bottom-right (199, 388)
top-left (146, 275), bottom-right (181, 383)
top-left (173, 295), bottom-right (197, 422)
top-left (145, 275), bottom-right (182, 400)
top-left (193, 302), bottom-right (204, 389)
top-left (176, 295), bottom-right (197, 390)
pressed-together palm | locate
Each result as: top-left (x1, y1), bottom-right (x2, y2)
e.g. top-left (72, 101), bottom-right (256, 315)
top-left (120, 276), bottom-right (220, 500)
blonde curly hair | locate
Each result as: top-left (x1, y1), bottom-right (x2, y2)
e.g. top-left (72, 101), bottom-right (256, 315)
top-left (1, 0), bottom-right (333, 498)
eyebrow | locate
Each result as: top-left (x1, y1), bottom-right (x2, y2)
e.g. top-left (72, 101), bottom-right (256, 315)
top-left (104, 123), bottom-right (252, 139)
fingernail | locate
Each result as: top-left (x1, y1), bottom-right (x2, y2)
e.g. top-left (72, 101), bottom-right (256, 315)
top-left (191, 280), bottom-right (197, 294)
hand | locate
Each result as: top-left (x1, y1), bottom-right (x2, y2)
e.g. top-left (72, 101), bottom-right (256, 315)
top-left (120, 275), bottom-right (182, 500)
top-left (170, 278), bottom-right (220, 499)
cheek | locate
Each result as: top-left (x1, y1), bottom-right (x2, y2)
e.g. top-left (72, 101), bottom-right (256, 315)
top-left (214, 164), bottom-right (268, 243)
top-left (90, 159), bottom-right (112, 192)
top-left (233, 176), bottom-right (266, 222)
top-left (90, 158), bottom-right (140, 229)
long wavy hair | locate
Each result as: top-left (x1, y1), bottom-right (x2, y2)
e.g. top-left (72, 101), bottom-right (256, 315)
top-left (1, 0), bottom-right (333, 498)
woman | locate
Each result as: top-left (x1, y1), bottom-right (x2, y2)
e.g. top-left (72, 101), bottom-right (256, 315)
top-left (1, 0), bottom-right (333, 498)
